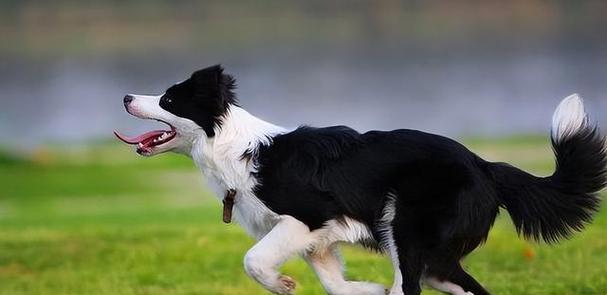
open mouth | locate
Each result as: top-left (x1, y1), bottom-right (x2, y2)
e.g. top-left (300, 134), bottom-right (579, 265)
top-left (114, 121), bottom-right (177, 155)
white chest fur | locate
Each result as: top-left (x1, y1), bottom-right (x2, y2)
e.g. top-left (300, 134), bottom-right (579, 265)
top-left (200, 172), bottom-right (279, 240)
top-left (190, 106), bottom-right (286, 240)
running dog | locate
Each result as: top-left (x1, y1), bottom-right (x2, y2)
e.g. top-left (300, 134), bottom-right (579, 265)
top-left (115, 65), bottom-right (606, 295)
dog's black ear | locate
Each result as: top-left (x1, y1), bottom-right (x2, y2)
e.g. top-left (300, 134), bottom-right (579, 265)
top-left (191, 64), bottom-right (238, 113)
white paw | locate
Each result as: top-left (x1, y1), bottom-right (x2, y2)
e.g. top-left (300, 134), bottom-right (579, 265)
top-left (464, 292), bottom-right (474, 295)
top-left (272, 275), bottom-right (296, 295)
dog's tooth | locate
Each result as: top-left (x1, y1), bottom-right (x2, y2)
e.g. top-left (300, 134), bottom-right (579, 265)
top-left (138, 143), bottom-right (143, 148)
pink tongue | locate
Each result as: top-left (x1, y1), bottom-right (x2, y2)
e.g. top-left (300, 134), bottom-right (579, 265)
top-left (113, 130), bottom-right (166, 144)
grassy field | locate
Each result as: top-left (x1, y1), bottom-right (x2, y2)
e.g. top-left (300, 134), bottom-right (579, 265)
top-left (0, 137), bottom-right (605, 295)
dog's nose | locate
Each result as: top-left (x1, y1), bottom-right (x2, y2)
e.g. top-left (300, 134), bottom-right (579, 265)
top-left (123, 95), bottom-right (134, 106)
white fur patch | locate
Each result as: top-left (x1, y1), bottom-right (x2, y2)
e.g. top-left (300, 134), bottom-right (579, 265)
top-left (377, 193), bottom-right (403, 295)
top-left (551, 94), bottom-right (588, 143)
top-left (191, 105), bottom-right (287, 240)
top-left (321, 217), bottom-right (374, 245)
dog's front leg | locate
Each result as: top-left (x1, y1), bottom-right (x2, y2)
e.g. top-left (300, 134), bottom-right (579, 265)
top-left (304, 244), bottom-right (387, 295)
top-left (244, 215), bottom-right (316, 295)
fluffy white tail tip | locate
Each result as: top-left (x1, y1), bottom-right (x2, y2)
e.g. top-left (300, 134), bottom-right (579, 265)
top-left (551, 94), bottom-right (588, 142)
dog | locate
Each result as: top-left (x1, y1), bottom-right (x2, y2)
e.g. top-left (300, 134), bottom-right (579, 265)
top-left (115, 65), bottom-right (606, 295)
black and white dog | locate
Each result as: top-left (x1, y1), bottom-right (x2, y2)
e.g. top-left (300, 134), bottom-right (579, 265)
top-left (115, 65), bottom-right (606, 295)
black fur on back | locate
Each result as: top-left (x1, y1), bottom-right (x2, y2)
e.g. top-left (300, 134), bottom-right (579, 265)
top-left (253, 126), bottom-right (502, 247)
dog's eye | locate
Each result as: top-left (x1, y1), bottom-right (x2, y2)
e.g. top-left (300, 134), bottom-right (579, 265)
top-left (161, 96), bottom-right (172, 104)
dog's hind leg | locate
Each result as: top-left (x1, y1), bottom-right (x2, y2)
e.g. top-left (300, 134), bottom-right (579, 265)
top-left (439, 264), bottom-right (490, 295)
top-left (423, 237), bottom-right (491, 295)
top-left (425, 262), bottom-right (490, 295)
top-left (304, 244), bottom-right (386, 295)
top-left (381, 224), bottom-right (424, 295)
top-left (243, 215), bottom-right (317, 295)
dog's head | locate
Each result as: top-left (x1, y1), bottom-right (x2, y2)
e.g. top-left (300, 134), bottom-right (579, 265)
top-left (114, 64), bottom-right (237, 156)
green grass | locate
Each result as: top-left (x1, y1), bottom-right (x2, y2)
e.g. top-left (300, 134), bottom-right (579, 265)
top-left (1, 137), bottom-right (606, 295)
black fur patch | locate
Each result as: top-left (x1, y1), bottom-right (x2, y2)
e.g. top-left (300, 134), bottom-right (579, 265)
top-left (159, 64), bottom-right (237, 137)
top-left (254, 127), bottom-right (487, 233)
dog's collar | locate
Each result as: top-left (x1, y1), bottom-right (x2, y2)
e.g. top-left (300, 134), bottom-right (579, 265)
top-left (222, 189), bottom-right (237, 223)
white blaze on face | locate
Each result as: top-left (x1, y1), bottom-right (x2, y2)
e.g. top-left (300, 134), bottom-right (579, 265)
top-left (115, 94), bottom-right (204, 156)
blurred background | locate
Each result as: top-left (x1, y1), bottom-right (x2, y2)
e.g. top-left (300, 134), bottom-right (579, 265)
top-left (1, 0), bottom-right (606, 146)
top-left (1, 1), bottom-right (606, 295)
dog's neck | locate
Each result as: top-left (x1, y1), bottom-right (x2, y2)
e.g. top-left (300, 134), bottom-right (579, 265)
top-left (191, 105), bottom-right (286, 192)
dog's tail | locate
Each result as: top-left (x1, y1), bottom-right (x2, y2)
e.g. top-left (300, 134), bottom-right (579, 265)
top-left (488, 94), bottom-right (607, 243)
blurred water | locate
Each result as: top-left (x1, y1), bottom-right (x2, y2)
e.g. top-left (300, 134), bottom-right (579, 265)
top-left (1, 48), bottom-right (606, 147)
